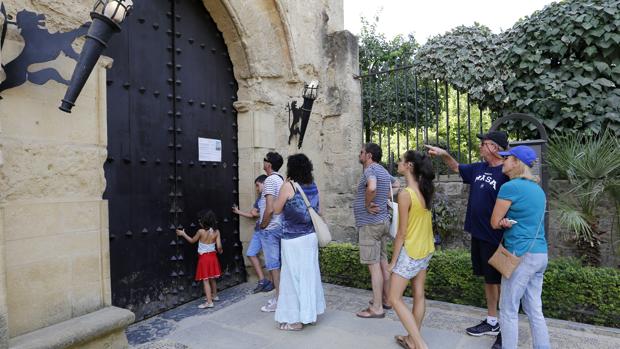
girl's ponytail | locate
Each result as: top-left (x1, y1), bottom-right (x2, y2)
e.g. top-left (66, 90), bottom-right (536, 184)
top-left (404, 150), bottom-right (435, 208)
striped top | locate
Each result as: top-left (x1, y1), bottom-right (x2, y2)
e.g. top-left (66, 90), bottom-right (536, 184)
top-left (261, 172), bottom-right (283, 230)
top-left (402, 187), bottom-right (435, 259)
top-left (353, 163), bottom-right (392, 227)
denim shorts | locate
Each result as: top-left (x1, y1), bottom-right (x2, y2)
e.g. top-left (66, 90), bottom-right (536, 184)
top-left (392, 247), bottom-right (432, 280)
top-left (246, 229), bottom-right (263, 257)
top-left (260, 226), bottom-right (282, 270)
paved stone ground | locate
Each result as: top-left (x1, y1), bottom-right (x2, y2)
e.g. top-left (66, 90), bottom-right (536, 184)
top-left (128, 283), bottom-right (620, 349)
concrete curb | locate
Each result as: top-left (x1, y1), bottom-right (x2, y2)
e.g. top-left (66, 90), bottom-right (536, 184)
top-left (10, 306), bottom-right (134, 349)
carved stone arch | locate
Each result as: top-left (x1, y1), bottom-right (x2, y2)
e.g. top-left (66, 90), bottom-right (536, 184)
top-left (201, 0), bottom-right (297, 82)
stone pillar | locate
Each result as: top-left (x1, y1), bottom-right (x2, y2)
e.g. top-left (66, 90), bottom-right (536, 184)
top-left (234, 95), bottom-right (282, 279)
top-left (321, 30), bottom-right (362, 241)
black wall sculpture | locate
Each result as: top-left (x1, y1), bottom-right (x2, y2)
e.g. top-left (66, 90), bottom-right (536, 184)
top-left (0, 10), bottom-right (88, 92)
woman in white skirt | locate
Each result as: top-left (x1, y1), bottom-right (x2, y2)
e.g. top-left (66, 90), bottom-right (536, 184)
top-left (388, 150), bottom-right (436, 349)
top-left (272, 153), bottom-right (325, 331)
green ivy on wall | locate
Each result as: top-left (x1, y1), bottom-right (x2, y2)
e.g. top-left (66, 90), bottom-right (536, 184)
top-left (501, 0), bottom-right (619, 134)
top-left (413, 24), bottom-right (509, 110)
top-left (411, 0), bottom-right (620, 134)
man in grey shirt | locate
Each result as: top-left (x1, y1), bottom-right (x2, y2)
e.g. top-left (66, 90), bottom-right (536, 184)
top-left (354, 143), bottom-right (393, 319)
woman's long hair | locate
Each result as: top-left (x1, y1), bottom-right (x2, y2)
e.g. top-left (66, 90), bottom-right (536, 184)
top-left (286, 153), bottom-right (314, 184)
top-left (403, 150), bottom-right (435, 208)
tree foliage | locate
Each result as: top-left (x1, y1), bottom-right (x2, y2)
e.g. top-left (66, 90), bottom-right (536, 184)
top-left (501, 0), bottom-right (620, 134)
top-left (410, 0), bottom-right (620, 134)
top-left (413, 24), bottom-right (509, 110)
top-left (358, 14), bottom-right (418, 75)
top-left (359, 16), bottom-right (492, 165)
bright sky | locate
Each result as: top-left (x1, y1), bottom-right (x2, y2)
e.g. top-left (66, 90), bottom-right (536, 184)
top-left (344, 0), bottom-right (557, 44)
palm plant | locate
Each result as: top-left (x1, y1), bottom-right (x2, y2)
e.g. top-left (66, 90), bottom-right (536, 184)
top-left (546, 130), bottom-right (620, 266)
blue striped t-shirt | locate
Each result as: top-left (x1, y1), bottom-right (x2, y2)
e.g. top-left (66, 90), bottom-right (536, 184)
top-left (353, 163), bottom-right (391, 227)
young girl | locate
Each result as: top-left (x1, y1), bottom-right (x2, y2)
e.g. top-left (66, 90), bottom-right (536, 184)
top-left (388, 150), bottom-right (435, 349)
top-left (176, 210), bottom-right (223, 309)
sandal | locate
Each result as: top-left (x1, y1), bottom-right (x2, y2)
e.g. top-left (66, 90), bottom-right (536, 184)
top-left (395, 335), bottom-right (415, 349)
top-left (369, 299), bottom-right (393, 310)
top-left (198, 302), bottom-right (214, 309)
top-left (279, 322), bottom-right (303, 331)
top-left (356, 307), bottom-right (385, 319)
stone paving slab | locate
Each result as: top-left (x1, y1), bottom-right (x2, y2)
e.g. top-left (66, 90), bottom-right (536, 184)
top-left (129, 283), bottom-right (620, 349)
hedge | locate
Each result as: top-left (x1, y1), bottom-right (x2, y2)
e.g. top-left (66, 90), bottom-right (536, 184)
top-left (319, 243), bottom-right (620, 328)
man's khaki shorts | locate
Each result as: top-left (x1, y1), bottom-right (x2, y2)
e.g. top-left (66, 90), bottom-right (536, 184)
top-left (358, 221), bottom-right (391, 264)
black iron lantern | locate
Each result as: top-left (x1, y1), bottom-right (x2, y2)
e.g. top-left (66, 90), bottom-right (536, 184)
top-left (287, 80), bottom-right (319, 149)
top-left (59, 0), bottom-right (133, 113)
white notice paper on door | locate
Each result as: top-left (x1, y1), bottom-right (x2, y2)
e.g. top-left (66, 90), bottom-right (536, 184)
top-left (198, 138), bottom-right (222, 162)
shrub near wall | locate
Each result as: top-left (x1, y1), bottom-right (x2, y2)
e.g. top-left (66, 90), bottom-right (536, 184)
top-left (319, 243), bottom-right (620, 328)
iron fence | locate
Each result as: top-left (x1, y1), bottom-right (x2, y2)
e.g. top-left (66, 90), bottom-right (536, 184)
top-left (359, 65), bottom-right (498, 174)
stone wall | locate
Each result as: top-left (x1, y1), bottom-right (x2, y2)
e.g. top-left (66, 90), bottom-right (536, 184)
top-left (204, 0), bottom-right (361, 251)
top-left (0, 36), bottom-right (111, 342)
top-left (433, 177), bottom-right (620, 267)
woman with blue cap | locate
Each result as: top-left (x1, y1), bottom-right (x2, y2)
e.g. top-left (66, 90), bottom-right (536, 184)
top-left (490, 145), bottom-right (550, 349)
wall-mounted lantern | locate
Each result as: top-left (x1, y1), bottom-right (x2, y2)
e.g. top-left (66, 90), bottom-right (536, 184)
top-left (287, 80), bottom-right (319, 148)
top-left (1, 2), bottom-right (8, 88)
top-left (59, 0), bottom-right (133, 113)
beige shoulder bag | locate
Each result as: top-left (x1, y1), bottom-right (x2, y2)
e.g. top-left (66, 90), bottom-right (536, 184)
top-left (488, 211), bottom-right (544, 279)
top-left (292, 181), bottom-right (332, 247)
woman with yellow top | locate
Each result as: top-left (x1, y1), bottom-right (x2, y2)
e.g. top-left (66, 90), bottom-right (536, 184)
top-left (388, 150), bottom-right (435, 349)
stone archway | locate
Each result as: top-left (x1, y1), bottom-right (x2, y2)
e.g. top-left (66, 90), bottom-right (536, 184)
top-left (199, 0), bottom-right (302, 253)
top-left (198, 0), bottom-right (364, 248)
top-left (202, 0), bottom-right (297, 82)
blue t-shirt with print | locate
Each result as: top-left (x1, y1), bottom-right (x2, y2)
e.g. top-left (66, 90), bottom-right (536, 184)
top-left (498, 178), bottom-right (547, 256)
top-left (253, 196), bottom-right (263, 231)
top-left (459, 162), bottom-right (509, 244)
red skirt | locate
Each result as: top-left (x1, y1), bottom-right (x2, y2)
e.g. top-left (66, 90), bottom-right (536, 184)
top-left (195, 252), bottom-right (221, 280)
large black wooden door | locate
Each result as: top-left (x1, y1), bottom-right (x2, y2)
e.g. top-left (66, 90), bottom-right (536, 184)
top-left (104, 0), bottom-right (243, 320)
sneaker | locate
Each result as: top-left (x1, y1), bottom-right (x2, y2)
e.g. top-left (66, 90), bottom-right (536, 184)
top-left (260, 298), bottom-right (277, 312)
top-left (465, 320), bottom-right (500, 336)
top-left (491, 333), bottom-right (502, 349)
top-left (198, 302), bottom-right (214, 309)
top-left (253, 279), bottom-right (268, 294)
top-left (261, 280), bottom-right (274, 292)
top-left (213, 296), bottom-right (220, 301)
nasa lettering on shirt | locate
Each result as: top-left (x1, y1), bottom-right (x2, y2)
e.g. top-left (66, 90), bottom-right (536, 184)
top-left (474, 172), bottom-right (498, 190)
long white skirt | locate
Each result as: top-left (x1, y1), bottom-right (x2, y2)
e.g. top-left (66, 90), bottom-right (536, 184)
top-left (274, 233), bottom-right (326, 324)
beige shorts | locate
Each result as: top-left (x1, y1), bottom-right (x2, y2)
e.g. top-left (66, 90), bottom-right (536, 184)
top-left (358, 221), bottom-right (391, 264)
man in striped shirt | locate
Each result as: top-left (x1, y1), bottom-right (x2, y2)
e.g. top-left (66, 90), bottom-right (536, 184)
top-left (259, 151), bottom-right (284, 312)
top-left (354, 143), bottom-right (393, 319)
